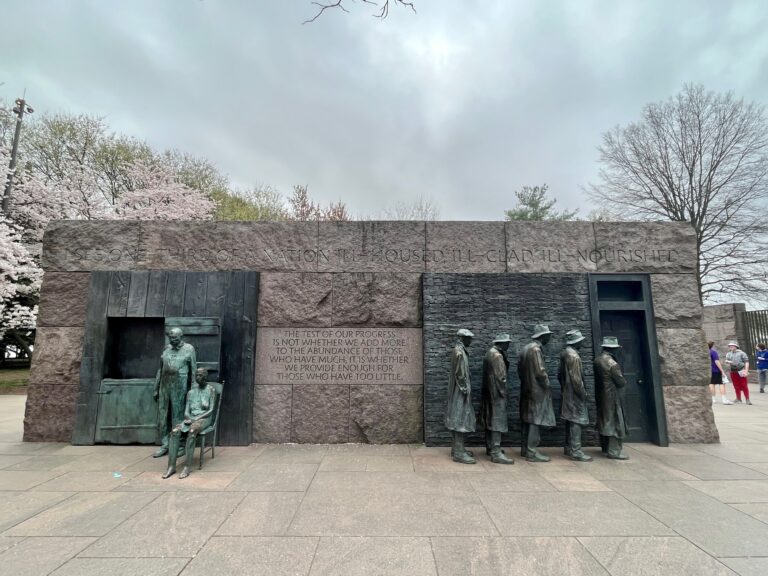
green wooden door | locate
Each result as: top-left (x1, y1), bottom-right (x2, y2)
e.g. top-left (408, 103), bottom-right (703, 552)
top-left (94, 378), bottom-right (157, 444)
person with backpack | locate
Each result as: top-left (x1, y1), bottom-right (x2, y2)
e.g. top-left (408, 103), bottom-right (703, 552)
top-left (725, 342), bottom-right (751, 405)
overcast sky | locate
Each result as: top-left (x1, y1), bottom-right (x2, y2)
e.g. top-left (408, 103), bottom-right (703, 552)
top-left (1, 0), bottom-right (767, 219)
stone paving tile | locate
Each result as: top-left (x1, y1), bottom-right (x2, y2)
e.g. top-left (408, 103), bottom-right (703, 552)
top-left (326, 444), bottom-right (410, 456)
top-left (431, 536), bottom-right (608, 576)
top-left (318, 454), bottom-right (368, 472)
top-left (227, 463), bottom-right (318, 492)
top-left (692, 443), bottom-right (768, 464)
top-left (181, 536), bottom-right (318, 576)
top-left (652, 455), bottom-right (767, 480)
top-left (288, 489), bottom-right (499, 536)
top-left (32, 470), bottom-right (137, 491)
top-left (578, 537), bottom-right (736, 575)
top-left (310, 536), bottom-right (437, 575)
top-left (467, 470), bottom-right (556, 493)
top-left (216, 492), bottom-right (303, 536)
top-left (479, 492), bottom-right (673, 537)
top-left (608, 480), bottom-right (768, 556)
top-left (51, 557), bottom-right (189, 576)
top-left (738, 461), bottom-right (768, 475)
top-left (365, 455), bottom-right (414, 471)
top-left (80, 491), bottom-right (245, 558)
top-left (4, 454), bottom-right (87, 471)
top-left (255, 444), bottom-right (329, 464)
top-left (308, 470), bottom-right (475, 494)
top-left (729, 502), bottom-right (768, 524)
top-left (719, 557), bottom-right (768, 576)
top-left (0, 536), bottom-right (24, 553)
top-left (0, 536), bottom-right (96, 576)
top-left (537, 468), bottom-right (612, 492)
top-left (5, 491), bottom-right (159, 536)
top-left (49, 450), bottom-right (149, 472)
top-left (0, 469), bottom-right (64, 490)
top-left (0, 441), bottom-right (58, 455)
top-left (0, 490), bottom-right (73, 531)
top-left (0, 454), bottom-right (33, 469)
top-left (116, 471), bottom-right (239, 491)
top-left (582, 457), bottom-right (697, 482)
top-left (684, 480), bottom-right (768, 503)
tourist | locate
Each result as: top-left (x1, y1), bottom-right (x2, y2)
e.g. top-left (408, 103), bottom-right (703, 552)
top-left (708, 342), bottom-right (733, 405)
top-left (725, 342), bottom-right (751, 404)
top-left (756, 343), bottom-right (768, 393)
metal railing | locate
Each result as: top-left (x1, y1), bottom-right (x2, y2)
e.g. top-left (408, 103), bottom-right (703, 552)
top-left (743, 309), bottom-right (768, 364)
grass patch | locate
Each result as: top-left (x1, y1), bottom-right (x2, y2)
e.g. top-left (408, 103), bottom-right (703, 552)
top-left (0, 368), bottom-right (29, 388)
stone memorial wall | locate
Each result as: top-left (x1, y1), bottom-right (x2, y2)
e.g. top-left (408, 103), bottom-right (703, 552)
top-left (25, 219), bottom-right (718, 445)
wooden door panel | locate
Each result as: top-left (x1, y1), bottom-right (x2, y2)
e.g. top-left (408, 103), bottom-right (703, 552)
top-left (95, 378), bottom-right (157, 444)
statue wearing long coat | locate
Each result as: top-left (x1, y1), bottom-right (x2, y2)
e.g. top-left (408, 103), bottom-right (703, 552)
top-left (155, 342), bottom-right (197, 444)
top-left (479, 345), bottom-right (509, 432)
top-left (444, 341), bottom-right (476, 433)
top-left (517, 341), bottom-right (556, 427)
top-left (558, 346), bottom-right (589, 425)
top-left (594, 351), bottom-right (629, 439)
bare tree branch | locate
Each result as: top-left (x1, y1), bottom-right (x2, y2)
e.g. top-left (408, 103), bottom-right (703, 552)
top-left (304, 0), bottom-right (415, 23)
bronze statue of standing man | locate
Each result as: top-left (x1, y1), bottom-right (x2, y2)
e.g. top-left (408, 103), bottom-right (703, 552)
top-left (518, 324), bottom-right (556, 462)
top-left (480, 333), bottom-right (514, 464)
top-left (445, 328), bottom-right (476, 464)
top-left (594, 336), bottom-right (629, 460)
top-left (558, 329), bottom-right (592, 462)
top-left (153, 327), bottom-right (197, 458)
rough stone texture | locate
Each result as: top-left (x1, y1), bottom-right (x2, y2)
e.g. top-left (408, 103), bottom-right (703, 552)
top-left (703, 303), bottom-right (748, 355)
top-left (332, 273), bottom-right (422, 327)
top-left (28, 328), bottom-right (85, 387)
top-left (136, 221), bottom-right (319, 272)
top-left (37, 272), bottom-right (91, 327)
top-left (252, 386), bottom-right (292, 443)
top-left (505, 221), bottom-right (598, 273)
top-left (291, 384), bottom-right (350, 443)
top-left (651, 274), bottom-right (702, 329)
top-left (349, 385), bottom-right (423, 443)
top-left (593, 222), bottom-right (697, 273)
top-left (657, 328), bottom-right (710, 387)
top-left (318, 221), bottom-right (426, 273)
top-left (42, 221), bottom-right (141, 272)
top-left (255, 327), bottom-right (423, 387)
top-left (257, 273), bottom-right (332, 327)
top-left (426, 222), bottom-right (506, 273)
top-left (664, 385), bottom-right (720, 443)
top-left (423, 273), bottom-right (598, 447)
top-left (23, 384), bottom-right (79, 442)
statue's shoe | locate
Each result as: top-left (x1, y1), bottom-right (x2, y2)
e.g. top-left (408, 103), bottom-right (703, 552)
top-left (153, 447), bottom-right (168, 458)
top-left (526, 451), bottom-right (551, 463)
top-left (162, 467), bottom-right (176, 479)
top-left (490, 452), bottom-right (514, 465)
top-left (607, 452), bottom-right (629, 460)
top-left (569, 451), bottom-right (593, 462)
top-left (179, 467), bottom-right (190, 479)
top-left (451, 452), bottom-right (477, 465)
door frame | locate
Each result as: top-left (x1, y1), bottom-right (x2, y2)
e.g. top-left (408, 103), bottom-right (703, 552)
top-left (588, 274), bottom-right (668, 447)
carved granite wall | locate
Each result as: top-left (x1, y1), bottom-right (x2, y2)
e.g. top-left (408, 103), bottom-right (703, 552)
top-left (26, 219), bottom-right (718, 444)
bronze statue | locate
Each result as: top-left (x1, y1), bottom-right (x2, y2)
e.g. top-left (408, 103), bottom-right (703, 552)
top-left (480, 333), bottom-right (513, 464)
top-left (518, 324), bottom-right (556, 462)
top-left (163, 367), bottom-right (216, 479)
top-left (153, 327), bottom-right (197, 458)
top-left (445, 328), bottom-right (476, 464)
top-left (558, 330), bottom-right (592, 462)
top-left (594, 336), bottom-right (629, 460)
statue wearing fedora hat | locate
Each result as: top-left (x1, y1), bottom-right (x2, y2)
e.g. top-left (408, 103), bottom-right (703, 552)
top-left (517, 324), bottom-right (556, 462)
top-left (479, 333), bottom-right (514, 464)
top-left (594, 336), bottom-right (629, 460)
top-left (445, 328), bottom-right (477, 464)
top-left (558, 330), bottom-right (592, 462)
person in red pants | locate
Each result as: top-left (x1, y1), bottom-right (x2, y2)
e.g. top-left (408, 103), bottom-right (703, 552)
top-left (725, 342), bottom-right (751, 405)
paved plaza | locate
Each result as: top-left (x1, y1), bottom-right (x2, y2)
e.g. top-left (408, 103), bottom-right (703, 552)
top-left (1, 387), bottom-right (767, 576)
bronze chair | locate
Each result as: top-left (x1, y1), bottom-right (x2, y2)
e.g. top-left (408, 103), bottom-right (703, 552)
top-left (196, 381), bottom-right (224, 469)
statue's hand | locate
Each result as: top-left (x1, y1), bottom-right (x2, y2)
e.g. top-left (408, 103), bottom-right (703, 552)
top-left (184, 419), bottom-right (192, 425)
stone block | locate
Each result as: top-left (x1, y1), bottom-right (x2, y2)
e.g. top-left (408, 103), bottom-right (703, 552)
top-left (37, 272), bottom-right (91, 327)
top-left (656, 328), bottom-right (710, 387)
top-left (252, 385), bottom-right (292, 443)
top-left (663, 385), bottom-right (720, 443)
top-left (332, 273), bottom-right (421, 327)
top-left (505, 221), bottom-right (597, 273)
top-left (349, 385), bottom-right (423, 443)
top-left (28, 327), bottom-right (85, 387)
top-left (255, 327), bottom-right (423, 386)
top-left (593, 222), bottom-right (697, 273)
top-left (650, 274), bottom-right (702, 329)
top-left (291, 384), bottom-right (349, 443)
top-left (23, 384), bottom-right (79, 442)
top-left (426, 221), bottom-right (506, 272)
top-left (257, 273), bottom-right (332, 327)
top-left (42, 220), bottom-right (141, 271)
top-left (318, 221), bottom-right (426, 272)
top-left (136, 221), bottom-right (319, 272)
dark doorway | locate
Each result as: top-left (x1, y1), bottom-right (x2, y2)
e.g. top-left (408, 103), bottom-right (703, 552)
top-left (599, 310), bottom-right (652, 443)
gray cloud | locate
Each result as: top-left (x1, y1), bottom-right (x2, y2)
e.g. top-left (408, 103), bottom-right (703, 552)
top-left (1, 0), bottom-right (767, 219)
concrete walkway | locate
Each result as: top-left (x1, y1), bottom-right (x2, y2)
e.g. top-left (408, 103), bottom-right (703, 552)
top-left (1, 387), bottom-right (767, 576)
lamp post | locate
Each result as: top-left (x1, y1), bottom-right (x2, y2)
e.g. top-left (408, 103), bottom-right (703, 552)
top-left (2, 97), bottom-right (34, 215)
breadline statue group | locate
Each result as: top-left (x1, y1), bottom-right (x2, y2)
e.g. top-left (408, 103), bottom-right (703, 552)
top-left (445, 325), bottom-right (629, 465)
